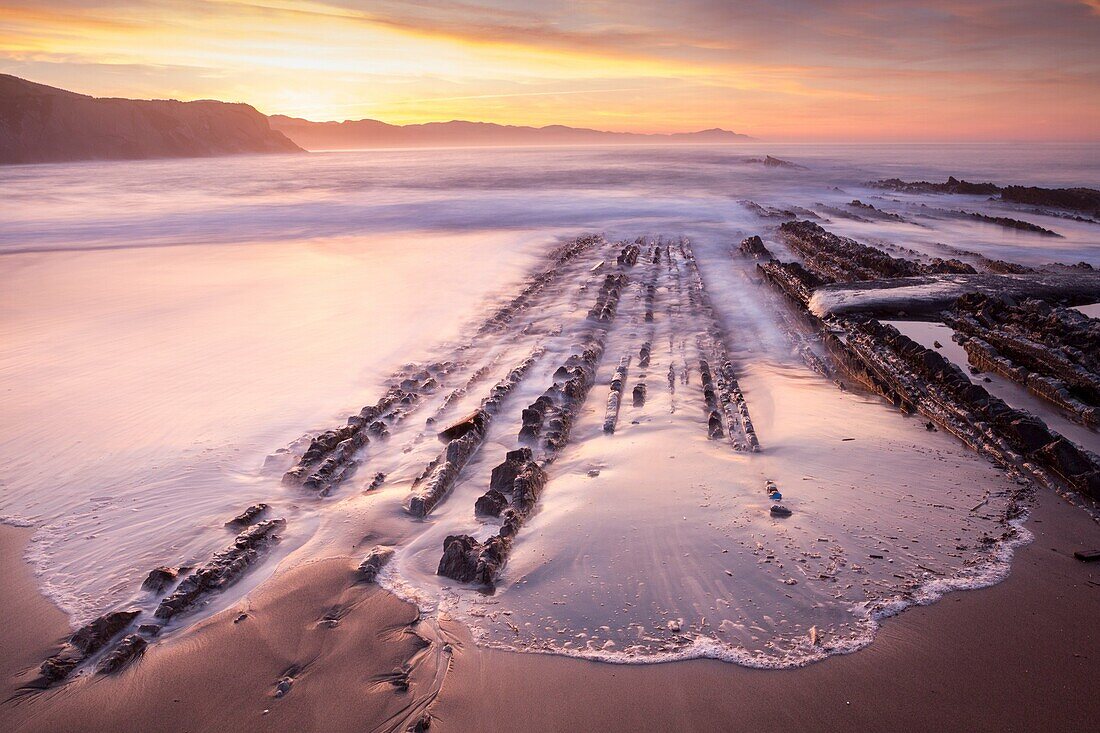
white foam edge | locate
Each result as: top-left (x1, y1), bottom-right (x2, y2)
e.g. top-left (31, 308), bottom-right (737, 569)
top-left (376, 511), bottom-right (1035, 670)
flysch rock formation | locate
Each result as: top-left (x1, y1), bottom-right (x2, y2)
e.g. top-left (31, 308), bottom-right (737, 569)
top-left (742, 221), bottom-right (1100, 502)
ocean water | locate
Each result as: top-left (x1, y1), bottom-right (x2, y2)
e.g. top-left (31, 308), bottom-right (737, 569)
top-left (0, 143), bottom-right (1096, 666)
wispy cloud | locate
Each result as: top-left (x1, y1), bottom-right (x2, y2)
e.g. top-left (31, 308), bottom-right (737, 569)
top-left (1, 0), bottom-right (1097, 140)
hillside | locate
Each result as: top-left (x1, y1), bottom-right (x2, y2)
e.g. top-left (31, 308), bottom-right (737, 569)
top-left (0, 75), bottom-right (301, 165)
top-left (268, 115), bottom-right (754, 150)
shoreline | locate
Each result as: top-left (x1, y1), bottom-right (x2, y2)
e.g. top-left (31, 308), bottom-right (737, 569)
top-left (4, 486), bottom-right (1098, 732)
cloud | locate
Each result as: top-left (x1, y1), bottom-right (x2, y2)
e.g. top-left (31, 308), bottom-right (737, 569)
top-left (0, 0), bottom-right (1097, 139)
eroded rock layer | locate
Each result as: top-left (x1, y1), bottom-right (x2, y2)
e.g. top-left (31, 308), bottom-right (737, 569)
top-left (155, 519), bottom-right (286, 621)
top-left (948, 295), bottom-right (1100, 426)
top-left (408, 347), bottom-right (545, 517)
top-left (743, 222), bottom-right (1100, 501)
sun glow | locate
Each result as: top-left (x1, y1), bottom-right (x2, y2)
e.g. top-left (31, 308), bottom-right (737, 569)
top-left (1, 0), bottom-right (1098, 140)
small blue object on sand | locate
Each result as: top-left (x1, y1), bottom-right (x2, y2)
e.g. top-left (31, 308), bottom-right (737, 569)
top-left (770, 491), bottom-right (782, 501)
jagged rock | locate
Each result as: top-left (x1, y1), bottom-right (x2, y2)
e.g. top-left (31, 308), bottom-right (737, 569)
top-left (758, 260), bottom-right (829, 307)
top-left (780, 220), bottom-right (929, 281)
top-left (869, 176), bottom-right (1001, 196)
top-left (963, 211), bottom-right (1060, 236)
top-left (411, 350), bottom-right (543, 517)
top-left (617, 243), bottom-right (641, 266)
top-left (437, 535), bottom-right (483, 583)
top-left (479, 235), bottom-right (601, 334)
top-left (438, 409), bottom-right (489, 442)
top-left (739, 235), bottom-right (774, 260)
top-left (475, 489), bottom-right (508, 517)
top-left (155, 519), bottom-right (285, 621)
top-left (587, 274), bottom-right (628, 322)
top-left (285, 424), bottom-right (363, 482)
top-left (707, 410), bottom-right (724, 439)
top-left (848, 200), bottom-right (908, 222)
top-left (410, 427), bottom-right (485, 517)
top-left (633, 384), bottom-right (647, 407)
top-left (950, 294), bottom-right (1099, 426)
top-left (499, 509), bottom-right (522, 539)
top-left (762, 155), bottom-right (803, 169)
top-left (490, 448), bottom-right (533, 492)
top-left (41, 609), bottom-right (141, 681)
top-left (138, 624), bottom-right (162, 637)
top-left (512, 462), bottom-right (548, 512)
top-left (141, 566), bottom-right (178, 594)
top-left (97, 634), bottom-right (147, 674)
top-left (1001, 186), bottom-right (1100, 214)
top-left (283, 369), bottom-right (447, 493)
top-left (756, 232), bottom-right (1099, 499)
top-left (357, 546), bottom-right (395, 583)
top-left (1039, 438), bottom-right (1100, 494)
top-left (225, 503), bottom-right (268, 528)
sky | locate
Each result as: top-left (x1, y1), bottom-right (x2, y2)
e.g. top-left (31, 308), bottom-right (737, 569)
top-left (2, 1), bottom-right (1099, 141)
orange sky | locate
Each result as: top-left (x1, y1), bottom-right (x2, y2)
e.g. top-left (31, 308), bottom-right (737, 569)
top-left (2, 0), bottom-right (1099, 140)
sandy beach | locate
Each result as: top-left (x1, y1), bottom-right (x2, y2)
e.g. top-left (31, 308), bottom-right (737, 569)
top-left (3, 486), bottom-right (1098, 733)
top-left (2, 144), bottom-right (1099, 733)
top-left (4, 2), bottom-right (1100, 728)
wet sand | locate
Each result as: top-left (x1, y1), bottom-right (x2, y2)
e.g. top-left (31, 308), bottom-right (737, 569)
top-left (4, 487), bottom-right (1098, 732)
top-left (0, 528), bottom-right (70, 699)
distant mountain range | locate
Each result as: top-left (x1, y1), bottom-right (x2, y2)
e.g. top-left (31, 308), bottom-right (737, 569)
top-left (0, 74), bottom-right (755, 164)
top-left (0, 74), bottom-right (300, 165)
top-left (267, 115), bottom-right (755, 150)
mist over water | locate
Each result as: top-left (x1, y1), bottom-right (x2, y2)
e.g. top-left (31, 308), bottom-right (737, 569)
top-left (0, 143), bottom-right (1096, 664)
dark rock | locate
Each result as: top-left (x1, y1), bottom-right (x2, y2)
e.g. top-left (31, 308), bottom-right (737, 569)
top-left (1001, 186), bottom-right (1100, 214)
top-left (437, 534), bottom-right (482, 583)
top-left (770, 505), bottom-right (793, 517)
top-left (155, 519), bottom-right (285, 621)
top-left (963, 211), bottom-right (1061, 236)
top-left (141, 566), bottom-right (178, 594)
top-left (617, 243), bottom-right (641, 266)
top-left (512, 462), bottom-right (548, 512)
top-left (779, 220), bottom-right (925, 281)
top-left (357, 546), bottom-right (395, 582)
top-left (739, 235), bottom-right (774, 260)
top-left (474, 489), bottom-right (508, 517)
top-left (41, 609), bottom-right (141, 681)
top-left (762, 155), bottom-right (803, 169)
top-left (499, 509), bottom-right (522, 539)
top-left (869, 176), bottom-right (1001, 196)
top-left (410, 428), bottom-right (485, 517)
top-left (97, 633), bottom-right (147, 674)
top-left (225, 503), bottom-right (268, 528)
top-left (707, 410), bottom-right (724, 439)
top-left (437, 409), bottom-right (489, 442)
top-left (274, 676), bottom-right (293, 698)
top-left (489, 448), bottom-right (532, 492)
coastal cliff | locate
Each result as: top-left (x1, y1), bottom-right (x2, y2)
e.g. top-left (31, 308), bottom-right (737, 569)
top-left (0, 75), bottom-right (301, 165)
